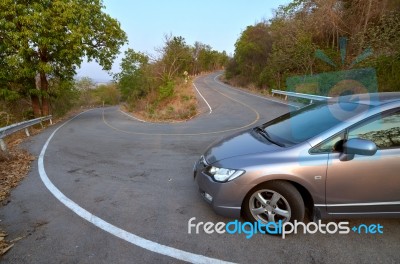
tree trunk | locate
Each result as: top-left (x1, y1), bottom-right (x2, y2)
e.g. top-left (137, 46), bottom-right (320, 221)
top-left (29, 76), bottom-right (41, 117)
top-left (40, 71), bottom-right (50, 116)
top-left (31, 94), bottom-right (42, 117)
top-left (359, 0), bottom-right (373, 54)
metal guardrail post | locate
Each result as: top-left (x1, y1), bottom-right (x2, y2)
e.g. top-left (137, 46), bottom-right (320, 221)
top-left (0, 139), bottom-right (7, 152)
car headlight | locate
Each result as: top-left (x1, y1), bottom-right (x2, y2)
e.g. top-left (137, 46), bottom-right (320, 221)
top-left (206, 166), bottom-right (245, 182)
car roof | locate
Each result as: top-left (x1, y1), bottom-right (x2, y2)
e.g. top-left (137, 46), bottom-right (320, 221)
top-left (328, 92), bottom-right (400, 107)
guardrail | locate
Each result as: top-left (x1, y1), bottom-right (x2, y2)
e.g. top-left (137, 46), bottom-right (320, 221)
top-left (0, 115), bottom-right (52, 152)
top-left (271, 89), bottom-right (331, 104)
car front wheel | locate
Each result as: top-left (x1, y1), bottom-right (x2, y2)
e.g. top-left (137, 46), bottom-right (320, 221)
top-left (243, 181), bottom-right (305, 225)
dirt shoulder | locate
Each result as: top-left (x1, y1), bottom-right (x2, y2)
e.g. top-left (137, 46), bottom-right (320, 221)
top-left (0, 133), bottom-right (35, 255)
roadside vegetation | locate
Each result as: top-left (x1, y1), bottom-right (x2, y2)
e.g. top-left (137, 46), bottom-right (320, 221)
top-left (0, 0), bottom-right (127, 126)
top-left (225, 0), bottom-right (400, 93)
top-left (115, 35), bottom-right (228, 121)
top-left (0, 0), bottom-right (127, 254)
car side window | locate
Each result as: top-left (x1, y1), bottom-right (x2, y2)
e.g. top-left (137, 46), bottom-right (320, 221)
top-left (310, 133), bottom-right (345, 154)
top-left (348, 110), bottom-right (400, 149)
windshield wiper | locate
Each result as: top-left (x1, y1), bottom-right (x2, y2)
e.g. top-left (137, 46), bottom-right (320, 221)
top-left (253, 127), bottom-right (285, 147)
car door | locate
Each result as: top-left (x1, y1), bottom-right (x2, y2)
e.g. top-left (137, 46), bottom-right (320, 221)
top-left (325, 109), bottom-right (400, 216)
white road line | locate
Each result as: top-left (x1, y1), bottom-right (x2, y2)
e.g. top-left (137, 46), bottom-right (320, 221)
top-left (38, 110), bottom-right (234, 264)
top-left (193, 82), bottom-right (213, 114)
top-left (213, 74), bottom-right (300, 108)
top-left (119, 109), bottom-right (148, 123)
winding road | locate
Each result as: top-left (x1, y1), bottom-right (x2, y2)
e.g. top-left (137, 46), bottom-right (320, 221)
top-left (1, 73), bottom-right (399, 263)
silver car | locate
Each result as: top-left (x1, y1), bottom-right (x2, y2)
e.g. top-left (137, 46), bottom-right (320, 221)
top-left (194, 93), bottom-right (400, 224)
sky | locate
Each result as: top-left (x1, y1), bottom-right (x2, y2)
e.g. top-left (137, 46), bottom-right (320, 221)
top-left (76, 0), bottom-right (292, 82)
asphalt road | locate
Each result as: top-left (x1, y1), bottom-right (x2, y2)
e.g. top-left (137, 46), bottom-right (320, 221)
top-left (1, 73), bottom-right (399, 263)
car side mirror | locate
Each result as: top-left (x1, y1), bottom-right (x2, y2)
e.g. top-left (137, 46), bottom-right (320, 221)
top-left (339, 138), bottom-right (377, 161)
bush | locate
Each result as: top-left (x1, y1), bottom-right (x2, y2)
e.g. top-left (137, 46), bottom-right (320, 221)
top-left (50, 80), bottom-right (80, 117)
top-left (94, 84), bottom-right (120, 105)
top-left (158, 80), bottom-right (174, 99)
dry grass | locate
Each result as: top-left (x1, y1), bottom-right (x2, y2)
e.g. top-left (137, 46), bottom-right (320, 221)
top-left (0, 134), bottom-right (35, 203)
top-left (127, 79), bottom-right (198, 122)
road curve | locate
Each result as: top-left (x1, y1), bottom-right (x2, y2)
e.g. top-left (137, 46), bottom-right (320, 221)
top-left (1, 73), bottom-right (399, 263)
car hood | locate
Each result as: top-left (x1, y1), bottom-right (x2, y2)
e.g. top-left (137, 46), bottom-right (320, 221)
top-left (204, 129), bottom-right (282, 164)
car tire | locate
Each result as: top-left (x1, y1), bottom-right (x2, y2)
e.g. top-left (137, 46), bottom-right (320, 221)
top-left (242, 181), bottom-right (305, 228)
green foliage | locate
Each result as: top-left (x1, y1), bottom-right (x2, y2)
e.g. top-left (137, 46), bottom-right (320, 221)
top-left (370, 55), bottom-right (400, 92)
top-left (180, 95), bottom-right (190, 101)
top-left (74, 77), bottom-right (120, 107)
top-left (115, 36), bottom-right (229, 114)
top-left (192, 41), bottom-right (227, 74)
top-left (161, 36), bottom-right (192, 80)
top-left (49, 79), bottom-right (80, 117)
top-left (0, 0), bottom-right (127, 116)
top-left (226, 0), bottom-right (400, 93)
top-left (226, 23), bottom-right (273, 85)
top-left (0, 88), bottom-right (20, 101)
top-left (364, 11), bottom-right (400, 56)
top-left (158, 80), bottom-right (175, 100)
top-left (75, 77), bottom-right (96, 91)
top-left (114, 49), bottom-right (150, 101)
top-left (94, 84), bottom-right (120, 105)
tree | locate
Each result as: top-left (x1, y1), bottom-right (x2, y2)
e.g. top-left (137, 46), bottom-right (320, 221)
top-left (226, 0), bottom-right (400, 92)
top-left (114, 49), bottom-right (151, 101)
top-left (75, 77), bottom-right (95, 105)
top-left (190, 42), bottom-right (227, 74)
top-left (0, 0), bottom-right (127, 116)
top-left (191, 41), bottom-right (207, 74)
top-left (75, 77), bottom-right (96, 91)
top-left (157, 35), bottom-right (192, 82)
top-left (230, 23), bottom-right (273, 85)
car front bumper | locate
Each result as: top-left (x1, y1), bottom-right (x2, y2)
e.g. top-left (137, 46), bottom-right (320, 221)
top-left (193, 157), bottom-right (248, 218)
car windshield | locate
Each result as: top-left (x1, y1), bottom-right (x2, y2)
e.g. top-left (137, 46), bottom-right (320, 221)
top-left (262, 101), bottom-right (370, 146)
